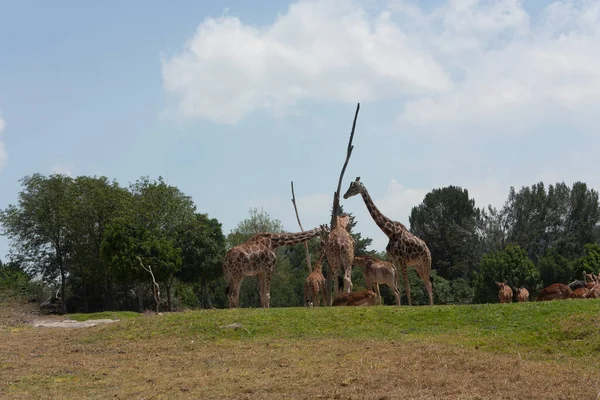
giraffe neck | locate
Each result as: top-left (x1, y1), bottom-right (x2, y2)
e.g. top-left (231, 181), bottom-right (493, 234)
top-left (360, 189), bottom-right (398, 237)
top-left (267, 227), bottom-right (322, 249)
top-left (313, 249), bottom-right (326, 273)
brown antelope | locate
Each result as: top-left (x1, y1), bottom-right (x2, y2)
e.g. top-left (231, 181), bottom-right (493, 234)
top-left (332, 290), bottom-right (378, 306)
top-left (496, 281), bottom-right (513, 303)
top-left (536, 283), bottom-right (572, 301)
top-left (569, 287), bottom-right (591, 299)
top-left (584, 272), bottom-right (598, 289)
top-left (587, 285), bottom-right (600, 298)
top-left (513, 287), bottom-right (529, 302)
top-left (353, 255), bottom-right (401, 305)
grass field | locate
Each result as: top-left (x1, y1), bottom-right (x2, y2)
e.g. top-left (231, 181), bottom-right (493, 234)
top-left (2, 300), bottom-right (600, 399)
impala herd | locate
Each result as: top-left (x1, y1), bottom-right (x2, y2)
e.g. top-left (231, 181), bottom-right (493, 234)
top-left (496, 272), bottom-right (600, 304)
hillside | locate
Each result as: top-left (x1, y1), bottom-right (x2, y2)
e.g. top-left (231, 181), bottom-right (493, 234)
top-left (2, 301), bottom-right (600, 399)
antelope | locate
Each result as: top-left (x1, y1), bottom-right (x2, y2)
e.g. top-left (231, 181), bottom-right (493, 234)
top-left (569, 287), bottom-right (590, 299)
top-left (353, 255), bottom-right (401, 305)
top-left (496, 281), bottom-right (513, 303)
top-left (536, 283), bottom-right (572, 301)
top-left (513, 287), bottom-right (529, 302)
top-left (332, 290), bottom-right (378, 306)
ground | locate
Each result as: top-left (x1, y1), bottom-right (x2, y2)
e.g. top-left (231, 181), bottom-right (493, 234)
top-left (1, 300), bottom-right (600, 399)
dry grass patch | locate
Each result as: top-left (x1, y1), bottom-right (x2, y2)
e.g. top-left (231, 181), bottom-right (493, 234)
top-left (1, 317), bottom-right (600, 400)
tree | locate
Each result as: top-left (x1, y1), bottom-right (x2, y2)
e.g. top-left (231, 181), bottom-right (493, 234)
top-left (409, 186), bottom-right (482, 281)
top-left (537, 249), bottom-right (574, 287)
top-left (66, 176), bottom-right (130, 312)
top-left (0, 259), bottom-right (41, 301)
top-left (101, 176), bottom-right (196, 312)
top-left (479, 205), bottom-right (508, 254)
top-left (176, 213), bottom-right (226, 308)
top-left (502, 181), bottom-right (600, 262)
top-left (572, 243), bottom-right (600, 278)
top-left (473, 243), bottom-right (542, 303)
top-left (0, 173), bottom-right (74, 313)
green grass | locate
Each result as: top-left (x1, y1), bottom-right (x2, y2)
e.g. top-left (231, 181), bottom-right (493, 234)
top-left (75, 299), bottom-right (600, 359)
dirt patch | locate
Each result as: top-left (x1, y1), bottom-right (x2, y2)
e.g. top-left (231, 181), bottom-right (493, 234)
top-left (31, 319), bottom-right (119, 328)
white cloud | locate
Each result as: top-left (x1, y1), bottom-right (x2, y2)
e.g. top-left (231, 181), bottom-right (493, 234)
top-left (0, 112), bottom-right (6, 171)
top-left (398, 0), bottom-right (600, 133)
top-left (161, 0), bottom-right (452, 124)
top-left (161, 0), bottom-right (600, 130)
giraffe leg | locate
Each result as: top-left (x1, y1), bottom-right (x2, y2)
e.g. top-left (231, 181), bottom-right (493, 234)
top-left (228, 276), bottom-right (243, 308)
top-left (375, 283), bottom-right (382, 305)
top-left (343, 264), bottom-right (353, 294)
top-left (400, 265), bottom-right (412, 306)
top-left (392, 279), bottom-right (401, 306)
top-left (415, 267), bottom-right (434, 306)
top-left (261, 270), bottom-right (272, 308)
top-left (332, 268), bottom-right (341, 299)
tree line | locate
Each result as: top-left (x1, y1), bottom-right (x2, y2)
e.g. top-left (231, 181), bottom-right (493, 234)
top-left (1, 173), bottom-right (599, 312)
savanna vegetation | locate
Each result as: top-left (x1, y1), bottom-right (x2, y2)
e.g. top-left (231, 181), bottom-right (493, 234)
top-left (1, 173), bottom-right (600, 312)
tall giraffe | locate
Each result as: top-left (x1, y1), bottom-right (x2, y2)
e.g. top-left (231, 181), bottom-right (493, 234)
top-left (343, 177), bottom-right (434, 305)
top-left (353, 254), bottom-right (401, 306)
top-left (325, 214), bottom-right (355, 298)
top-left (304, 248), bottom-right (327, 307)
top-left (223, 225), bottom-right (328, 308)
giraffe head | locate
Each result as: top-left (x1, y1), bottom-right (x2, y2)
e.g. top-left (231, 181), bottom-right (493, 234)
top-left (336, 214), bottom-right (351, 230)
top-left (343, 177), bottom-right (365, 199)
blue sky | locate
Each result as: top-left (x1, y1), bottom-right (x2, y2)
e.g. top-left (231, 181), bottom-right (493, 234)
top-left (1, 0), bottom-right (600, 260)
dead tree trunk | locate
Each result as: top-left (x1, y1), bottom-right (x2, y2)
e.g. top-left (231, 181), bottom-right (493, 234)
top-left (137, 256), bottom-right (161, 314)
top-left (326, 103), bottom-right (360, 306)
top-left (291, 181), bottom-right (313, 274)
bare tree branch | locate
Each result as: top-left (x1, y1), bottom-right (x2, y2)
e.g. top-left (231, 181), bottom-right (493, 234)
top-left (136, 256), bottom-right (161, 314)
top-left (326, 102), bottom-right (361, 306)
top-left (291, 181), bottom-right (313, 273)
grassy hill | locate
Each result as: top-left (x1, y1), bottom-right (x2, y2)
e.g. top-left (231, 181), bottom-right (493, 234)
top-left (3, 300), bottom-right (600, 399)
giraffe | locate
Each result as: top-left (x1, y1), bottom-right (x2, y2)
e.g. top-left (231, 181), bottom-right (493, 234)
top-left (324, 214), bottom-right (355, 299)
top-left (304, 248), bottom-right (327, 307)
top-left (223, 225), bottom-right (328, 308)
top-left (343, 177), bottom-right (434, 306)
top-left (353, 254), bottom-right (401, 305)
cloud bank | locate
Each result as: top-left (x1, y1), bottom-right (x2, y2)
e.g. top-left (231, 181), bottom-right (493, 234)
top-left (161, 0), bottom-right (600, 128)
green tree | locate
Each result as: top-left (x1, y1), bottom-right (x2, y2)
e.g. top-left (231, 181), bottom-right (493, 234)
top-left (572, 243), bottom-right (600, 278)
top-left (176, 213), bottom-right (226, 308)
top-left (473, 243), bottom-right (542, 303)
top-left (409, 186), bottom-right (482, 281)
top-left (66, 176), bottom-right (130, 312)
top-left (536, 249), bottom-right (574, 287)
top-left (0, 259), bottom-right (42, 301)
top-left (503, 181), bottom-right (600, 262)
top-left (0, 173), bottom-right (74, 313)
top-left (101, 176), bottom-right (196, 311)
top-left (479, 205), bottom-right (508, 254)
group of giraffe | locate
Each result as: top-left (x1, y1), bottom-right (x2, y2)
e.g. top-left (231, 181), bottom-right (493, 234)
top-left (222, 177), bottom-right (434, 308)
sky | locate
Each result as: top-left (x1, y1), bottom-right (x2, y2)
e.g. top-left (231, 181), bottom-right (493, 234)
top-left (1, 0), bottom-right (600, 260)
